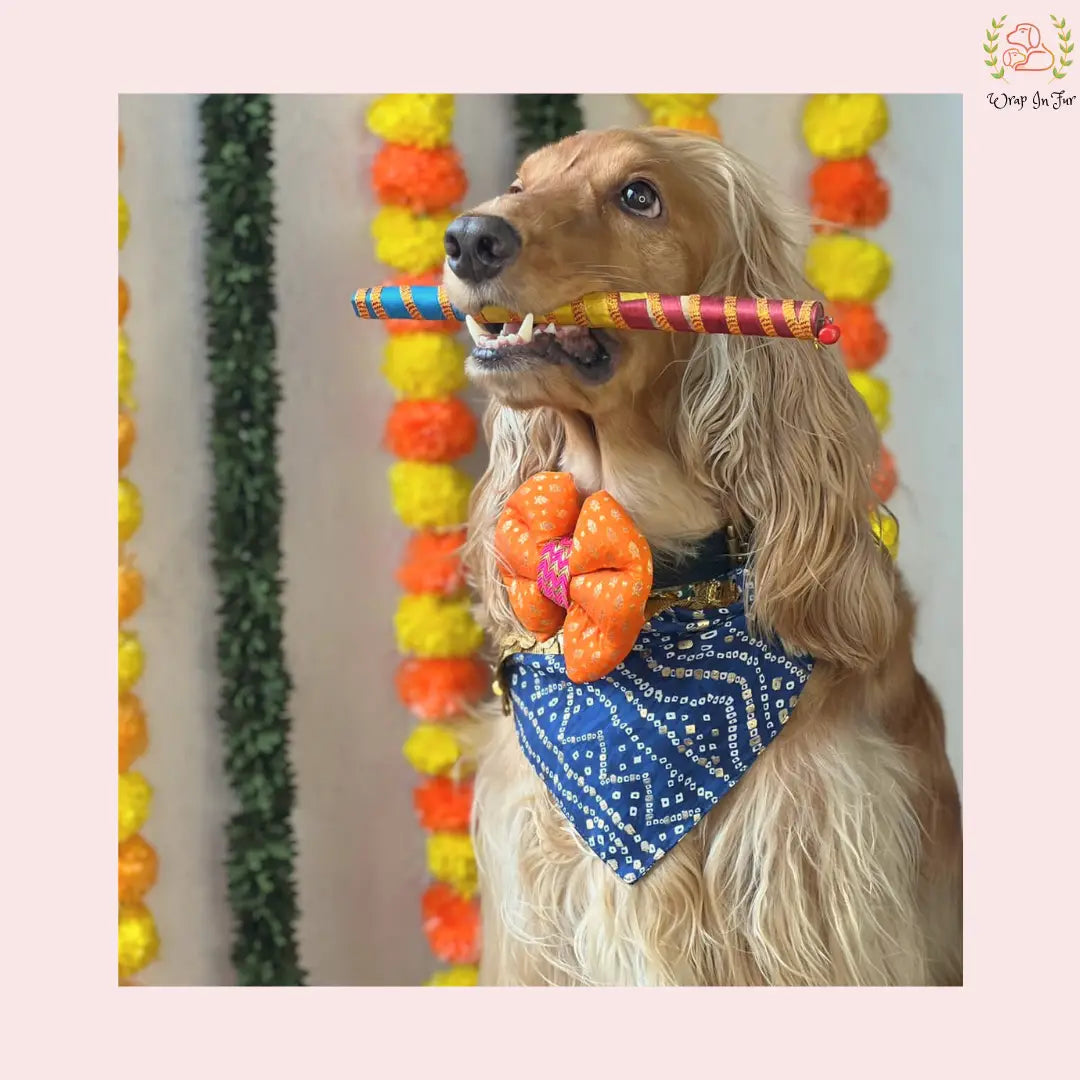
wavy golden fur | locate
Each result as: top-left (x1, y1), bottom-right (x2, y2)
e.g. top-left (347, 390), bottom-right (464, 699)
top-left (443, 128), bottom-right (962, 986)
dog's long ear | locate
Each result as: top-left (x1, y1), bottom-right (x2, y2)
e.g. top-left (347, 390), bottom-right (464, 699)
top-left (464, 401), bottom-right (565, 641)
top-left (674, 144), bottom-right (898, 668)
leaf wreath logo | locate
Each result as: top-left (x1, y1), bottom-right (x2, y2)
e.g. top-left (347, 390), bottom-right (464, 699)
top-left (986, 14), bottom-right (1074, 80)
top-left (1050, 14), bottom-right (1075, 78)
top-left (985, 15), bottom-right (1009, 78)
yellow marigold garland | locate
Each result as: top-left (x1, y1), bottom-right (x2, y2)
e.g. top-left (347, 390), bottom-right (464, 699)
top-left (118, 630), bottom-right (145, 695)
top-left (383, 335), bottom-right (469, 399)
top-left (395, 594), bottom-right (486, 658)
top-left (366, 94), bottom-right (483, 983)
top-left (635, 94), bottom-right (721, 140)
top-left (803, 94), bottom-right (888, 160)
top-left (802, 95), bottom-right (899, 557)
top-left (426, 831), bottom-right (479, 897)
top-left (119, 193), bottom-right (130, 249)
top-left (119, 331), bottom-right (136, 408)
top-left (403, 723), bottom-right (463, 776)
top-left (425, 964), bottom-right (479, 987)
top-left (118, 478), bottom-right (142, 543)
top-left (847, 370), bottom-right (891, 432)
top-left (119, 903), bottom-right (159, 980)
top-left (372, 206), bottom-right (457, 276)
top-left (870, 511), bottom-right (899, 558)
top-left (118, 131), bottom-right (158, 981)
top-left (367, 94), bottom-right (455, 149)
top-left (118, 770), bottom-right (153, 843)
top-left (804, 233), bottom-right (891, 302)
top-left (389, 461), bottom-right (473, 529)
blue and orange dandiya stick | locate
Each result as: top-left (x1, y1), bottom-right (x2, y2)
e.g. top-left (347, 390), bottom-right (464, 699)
top-left (351, 285), bottom-right (840, 344)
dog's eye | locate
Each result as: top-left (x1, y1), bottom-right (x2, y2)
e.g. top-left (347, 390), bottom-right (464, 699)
top-left (619, 180), bottom-right (661, 219)
top-left (507, 180), bottom-right (523, 195)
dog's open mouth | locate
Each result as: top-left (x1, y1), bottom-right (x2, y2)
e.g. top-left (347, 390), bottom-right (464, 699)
top-left (463, 313), bottom-right (615, 382)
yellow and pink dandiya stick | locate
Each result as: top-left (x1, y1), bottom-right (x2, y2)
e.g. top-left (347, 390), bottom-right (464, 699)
top-left (351, 285), bottom-right (841, 344)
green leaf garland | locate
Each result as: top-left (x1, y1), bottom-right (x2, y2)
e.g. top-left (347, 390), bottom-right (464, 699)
top-left (511, 95), bottom-right (584, 159)
top-left (199, 94), bottom-right (305, 986)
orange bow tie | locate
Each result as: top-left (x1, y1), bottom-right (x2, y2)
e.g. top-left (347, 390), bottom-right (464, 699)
top-left (496, 472), bottom-right (653, 683)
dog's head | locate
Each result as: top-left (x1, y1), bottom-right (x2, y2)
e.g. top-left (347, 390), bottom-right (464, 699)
top-left (1006, 22), bottom-right (1040, 49)
top-left (450, 128), bottom-right (897, 669)
top-left (443, 128), bottom-right (781, 416)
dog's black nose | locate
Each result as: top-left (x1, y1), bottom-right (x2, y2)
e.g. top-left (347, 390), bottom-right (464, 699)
top-left (444, 214), bottom-right (521, 283)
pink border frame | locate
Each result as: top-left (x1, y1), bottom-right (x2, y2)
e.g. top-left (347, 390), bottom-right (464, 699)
top-left (9, 0), bottom-right (1079, 1071)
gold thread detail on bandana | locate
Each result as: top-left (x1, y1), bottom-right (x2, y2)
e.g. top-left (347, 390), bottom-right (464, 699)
top-left (700, 578), bottom-right (740, 608)
top-left (646, 577), bottom-right (740, 620)
top-left (498, 579), bottom-right (742, 658)
top-left (370, 286), bottom-right (388, 320)
top-left (724, 295), bottom-right (740, 335)
top-left (400, 284), bottom-right (422, 321)
top-left (571, 298), bottom-right (591, 328)
top-left (756, 297), bottom-right (777, 337)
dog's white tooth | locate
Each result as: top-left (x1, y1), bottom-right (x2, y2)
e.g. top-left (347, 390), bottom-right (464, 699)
top-left (519, 313), bottom-right (534, 343)
top-left (465, 314), bottom-right (486, 346)
top-left (545, 322), bottom-right (557, 334)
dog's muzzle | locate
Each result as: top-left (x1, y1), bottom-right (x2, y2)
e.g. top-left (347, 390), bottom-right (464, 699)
top-left (443, 214), bottom-right (521, 284)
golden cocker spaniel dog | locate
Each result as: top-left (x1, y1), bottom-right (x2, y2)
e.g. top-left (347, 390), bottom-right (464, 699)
top-left (441, 127), bottom-right (962, 986)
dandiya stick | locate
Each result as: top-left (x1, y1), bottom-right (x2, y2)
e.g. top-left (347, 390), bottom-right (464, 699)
top-left (352, 285), bottom-right (840, 344)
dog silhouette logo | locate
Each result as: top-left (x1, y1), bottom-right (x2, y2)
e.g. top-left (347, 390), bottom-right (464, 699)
top-left (1003, 22), bottom-right (1056, 68)
top-left (985, 14), bottom-right (1074, 80)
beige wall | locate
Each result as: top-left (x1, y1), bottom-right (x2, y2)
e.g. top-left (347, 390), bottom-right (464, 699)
top-left (119, 94), bottom-right (961, 986)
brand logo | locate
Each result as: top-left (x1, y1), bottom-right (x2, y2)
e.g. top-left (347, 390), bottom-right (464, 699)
top-left (985, 14), bottom-right (1073, 80)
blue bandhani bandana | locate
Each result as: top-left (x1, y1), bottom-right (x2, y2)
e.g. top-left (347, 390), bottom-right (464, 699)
top-left (504, 567), bottom-right (814, 884)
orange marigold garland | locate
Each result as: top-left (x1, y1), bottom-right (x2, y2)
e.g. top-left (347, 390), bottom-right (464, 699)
top-left (119, 692), bottom-right (148, 773)
top-left (118, 130), bottom-right (159, 982)
top-left (396, 530), bottom-right (468, 595)
top-left (827, 301), bottom-right (889, 371)
top-left (422, 882), bottom-right (480, 966)
top-left (802, 95), bottom-right (898, 546)
top-left (372, 144), bottom-right (468, 214)
top-left (384, 398), bottom-right (477, 462)
top-left (118, 835), bottom-right (159, 905)
top-left (118, 559), bottom-right (144, 622)
top-left (414, 776), bottom-right (475, 831)
top-left (809, 157), bottom-right (890, 230)
top-left (871, 446), bottom-right (897, 503)
top-left (366, 94), bottom-right (484, 984)
top-left (395, 656), bottom-right (489, 720)
top-left (119, 411), bottom-right (136, 470)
